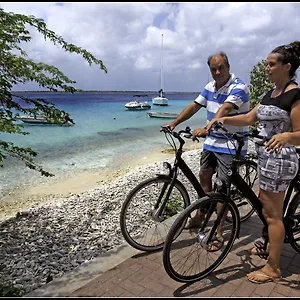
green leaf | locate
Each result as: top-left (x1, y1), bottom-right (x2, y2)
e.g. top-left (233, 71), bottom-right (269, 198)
top-left (0, 7), bottom-right (107, 176)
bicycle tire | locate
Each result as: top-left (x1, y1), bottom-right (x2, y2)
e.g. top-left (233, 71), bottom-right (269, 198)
top-left (163, 195), bottom-right (240, 282)
top-left (286, 192), bottom-right (300, 254)
top-left (228, 159), bottom-right (258, 223)
top-left (120, 176), bottom-right (190, 252)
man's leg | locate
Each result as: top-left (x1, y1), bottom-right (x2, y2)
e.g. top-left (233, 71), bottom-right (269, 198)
top-left (213, 152), bottom-right (234, 238)
top-left (185, 150), bottom-right (215, 229)
top-left (201, 152), bottom-right (233, 251)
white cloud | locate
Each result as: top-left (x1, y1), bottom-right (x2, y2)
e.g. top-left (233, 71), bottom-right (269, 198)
top-left (1, 2), bottom-right (300, 92)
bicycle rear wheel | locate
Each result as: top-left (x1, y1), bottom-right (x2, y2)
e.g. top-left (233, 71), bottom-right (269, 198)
top-left (120, 176), bottom-right (190, 252)
top-left (229, 159), bottom-right (258, 222)
top-left (163, 195), bottom-right (240, 282)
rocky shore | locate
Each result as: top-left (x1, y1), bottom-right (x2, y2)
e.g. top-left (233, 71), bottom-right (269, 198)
top-left (0, 149), bottom-right (202, 296)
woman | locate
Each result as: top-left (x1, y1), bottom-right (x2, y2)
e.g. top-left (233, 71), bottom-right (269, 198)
top-left (206, 41), bottom-right (300, 284)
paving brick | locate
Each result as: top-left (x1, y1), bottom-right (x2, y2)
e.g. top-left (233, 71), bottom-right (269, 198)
top-left (251, 293), bottom-right (264, 297)
top-left (138, 276), bottom-right (166, 294)
top-left (273, 283), bottom-right (292, 296)
top-left (269, 290), bottom-right (287, 297)
top-left (138, 288), bottom-right (158, 297)
top-left (65, 213), bottom-right (300, 298)
top-left (233, 280), bottom-right (257, 297)
top-left (127, 265), bottom-right (155, 282)
top-left (157, 286), bottom-right (175, 297)
top-left (290, 288), bottom-right (300, 297)
top-left (140, 256), bottom-right (162, 270)
top-left (118, 278), bottom-right (146, 296)
top-left (102, 283), bottom-right (126, 297)
top-left (119, 290), bottom-right (136, 297)
top-left (146, 265), bottom-right (167, 281)
top-left (93, 266), bottom-right (120, 284)
top-left (155, 274), bottom-right (183, 291)
top-left (253, 281), bottom-right (276, 297)
top-left (212, 282), bottom-right (238, 297)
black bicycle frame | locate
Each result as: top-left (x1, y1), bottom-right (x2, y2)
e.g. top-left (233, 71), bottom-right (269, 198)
top-left (232, 173), bottom-right (267, 228)
top-left (154, 130), bottom-right (207, 217)
top-left (228, 148), bottom-right (300, 236)
top-left (175, 155), bottom-right (207, 199)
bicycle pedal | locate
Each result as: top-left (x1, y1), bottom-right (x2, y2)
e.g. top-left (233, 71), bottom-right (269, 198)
top-left (258, 253), bottom-right (268, 260)
top-left (254, 240), bottom-right (268, 260)
top-left (254, 240), bottom-right (265, 248)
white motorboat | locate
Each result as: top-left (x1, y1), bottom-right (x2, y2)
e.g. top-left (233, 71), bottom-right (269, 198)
top-left (152, 34), bottom-right (168, 106)
top-left (125, 95), bottom-right (151, 110)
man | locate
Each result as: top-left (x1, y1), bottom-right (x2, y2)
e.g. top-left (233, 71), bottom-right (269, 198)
top-left (165, 51), bottom-right (250, 251)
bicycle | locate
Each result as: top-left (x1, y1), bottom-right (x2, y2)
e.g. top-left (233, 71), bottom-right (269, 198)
top-left (162, 121), bottom-right (300, 283)
top-left (120, 125), bottom-right (258, 252)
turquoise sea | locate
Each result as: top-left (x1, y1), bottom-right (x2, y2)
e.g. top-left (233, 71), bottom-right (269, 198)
top-left (1, 91), bottom-right (207, 197)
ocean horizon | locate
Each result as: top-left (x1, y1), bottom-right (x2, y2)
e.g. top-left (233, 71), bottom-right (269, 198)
top-left (1, 91), bottom-right (207, 199)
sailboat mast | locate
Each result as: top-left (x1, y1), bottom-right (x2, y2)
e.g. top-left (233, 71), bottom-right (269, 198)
top-left (160, 34), bottom-right (164, 97)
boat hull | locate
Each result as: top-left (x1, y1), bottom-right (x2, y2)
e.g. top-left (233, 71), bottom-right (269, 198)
top-left (152, 97), bottom-right (168, 106)
top-left (125, 100), bottom-right (151, 110)
top-left (147, 112), bottom-right (178, 119)
top-left (125, 107), bottom-right (151, 110)
top-left (17, 116), bottom-right (73, 125)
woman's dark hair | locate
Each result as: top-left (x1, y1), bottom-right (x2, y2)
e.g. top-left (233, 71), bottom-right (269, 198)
top-left (271, 41), bottom-right (300, 78)
top-left (207, 51), bottom-right (230, 68)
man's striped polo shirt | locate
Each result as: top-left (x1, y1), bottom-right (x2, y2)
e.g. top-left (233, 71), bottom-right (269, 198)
top-left (194, 73), bottom-right (250, 156)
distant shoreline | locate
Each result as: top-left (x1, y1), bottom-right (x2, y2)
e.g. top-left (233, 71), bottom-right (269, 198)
top-left (12, 90), bottom-right (199, 94)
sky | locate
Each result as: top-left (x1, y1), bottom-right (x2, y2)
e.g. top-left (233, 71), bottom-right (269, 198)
top-left (1, 2), bottom-right (300, 92)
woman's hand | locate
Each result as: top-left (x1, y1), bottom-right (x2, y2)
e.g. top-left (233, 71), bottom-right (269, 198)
top-left (265, 132), bottom-right (292, 153)
top-left (206, 117), bottom-right (226, 131)
top-left (192, 127), bottom-right (208, 141)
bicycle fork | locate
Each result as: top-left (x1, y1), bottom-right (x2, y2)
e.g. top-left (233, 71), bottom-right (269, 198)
top-left (152, 170), bottom-right (178, 222)
top-left (197, 199), bottom-right (229, 249)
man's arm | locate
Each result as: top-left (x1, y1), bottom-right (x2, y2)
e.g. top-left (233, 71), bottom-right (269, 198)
top-left (192, 102), bottom-right (235, 138)
top-left (213, 102), bottom-right (236, 119)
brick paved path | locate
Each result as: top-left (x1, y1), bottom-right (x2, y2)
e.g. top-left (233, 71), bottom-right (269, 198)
top-left (68, 214), bottom-right (300, 297)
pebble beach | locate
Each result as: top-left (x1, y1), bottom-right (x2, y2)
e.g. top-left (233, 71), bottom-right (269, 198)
top-left (0, 145), bottom-right (202, 296)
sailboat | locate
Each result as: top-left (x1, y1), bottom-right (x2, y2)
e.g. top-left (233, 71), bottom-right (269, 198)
top-left (152, 34), bottom-right (168, 106)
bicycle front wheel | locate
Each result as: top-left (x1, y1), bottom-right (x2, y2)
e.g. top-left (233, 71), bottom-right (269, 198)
top-left (120, 176), bottom-right (190, 252)
top-left (163, 195), bottom-right (240, 283)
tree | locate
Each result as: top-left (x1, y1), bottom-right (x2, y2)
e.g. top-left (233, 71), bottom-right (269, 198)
top-left (0, 8), bottom-right (107, 176)
top-left (249, 59), bottom-right (273, 109)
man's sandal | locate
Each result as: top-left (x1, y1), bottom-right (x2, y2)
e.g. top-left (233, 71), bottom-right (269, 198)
top-left (184, 215), bottom-right (204, 230)
top-left (207, 235), bottom-right (224, 252)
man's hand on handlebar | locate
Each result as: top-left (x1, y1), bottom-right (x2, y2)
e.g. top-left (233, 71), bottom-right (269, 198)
top-left (164, 121), bottom-right (177, 131)
top-left (192, 127), bottom-right (208, 141)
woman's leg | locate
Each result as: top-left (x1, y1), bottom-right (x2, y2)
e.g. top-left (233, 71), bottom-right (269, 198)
top-left (247, 189), bottom-right (285, 282)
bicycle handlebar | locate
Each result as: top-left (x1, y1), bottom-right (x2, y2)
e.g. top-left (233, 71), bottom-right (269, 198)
top-left (160, 125), bottom-right (198, 141)
top-left (212, 120), bottom-right (270, 145)
top-left (161, 122), bottom-right (270, 152)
